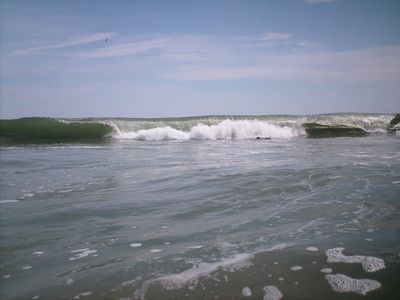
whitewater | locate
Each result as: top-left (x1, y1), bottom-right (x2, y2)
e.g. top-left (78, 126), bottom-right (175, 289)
top-left (98, 113), bottom-right (393, 141)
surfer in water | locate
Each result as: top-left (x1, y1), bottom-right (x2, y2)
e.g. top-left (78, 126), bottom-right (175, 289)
top-left (256, 136), bottom-right (271, 140)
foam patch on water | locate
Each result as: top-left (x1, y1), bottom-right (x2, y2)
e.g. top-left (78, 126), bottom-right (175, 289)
top-left (0, 200), bottom-right (19, 204)
top-left (134, 253), bottom-right (253, 299)
top-left (133, 243), bottom-right (291, 299)
top-left (130, 243), bottom-right (142, 248)
top-left (325, 274), bottom-right (381, 295)
top-left (58, 189), bottom-right (73, 194)
top-left (22, 265), bottom-right (32, 270)
top-left (290, 266), bottom-right (303, 271)
top-left (242, 286), bottom-right (252, 297)
top-left (306, 246), bottom-right (319, 252)
top-left (69, 249), bottom-right (97, 260)
top-left (158, 253), bottom-right (253, 288)
top-left (320, 268), bottom-right (333, 274)
top-left (33, 251), bottom-right (44, 256)
top-left (263, 285), bottom-right (283, 300)
top-left (186, 245), bottom-right (203, 249)
top-left (73, 291), bottom-right (92, 299)
top-left (149, 249), bottom-right (162, 253)
top-left (325, 247), bottom-right (385, 272)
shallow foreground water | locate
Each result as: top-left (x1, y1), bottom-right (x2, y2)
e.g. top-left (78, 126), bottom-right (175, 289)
top-left (1, 134), bottom-right (399, 299)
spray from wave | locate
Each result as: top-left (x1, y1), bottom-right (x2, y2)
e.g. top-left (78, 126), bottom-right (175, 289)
top-left (112, 119), bottom-right (300, 141)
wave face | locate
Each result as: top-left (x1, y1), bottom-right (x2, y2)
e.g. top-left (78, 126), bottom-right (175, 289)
top-left (98, 113), bottom-right (393, 141)
top-left (0, 117), bottom-right (113, 144)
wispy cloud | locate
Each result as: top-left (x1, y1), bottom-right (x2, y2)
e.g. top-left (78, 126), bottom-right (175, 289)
top-left (164, 44), bottom-right (400, 83)
top-left (297, 40), bottom-right (320, 48)
top-left (69, 37), bottom-right (169, 59)
top-left (6, 31), bottom-right (400, 84)
top-left (233, 32), bottom-right (293, 48)
top-left (12, 33), bottom-right (114, 56)
top-left (261, 32), bottom-right (292, 41)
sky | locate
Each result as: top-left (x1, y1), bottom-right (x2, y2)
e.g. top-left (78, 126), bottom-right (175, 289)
top-left (1, 0), bottom-right (400, 118)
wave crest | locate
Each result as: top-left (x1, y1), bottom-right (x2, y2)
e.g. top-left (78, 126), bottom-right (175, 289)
top-left (113, 120), bottom-right (300, 141)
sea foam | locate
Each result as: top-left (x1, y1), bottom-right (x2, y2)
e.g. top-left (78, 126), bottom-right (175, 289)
top-left (134, 253), bottom-right (253, 299)
top-left (325, 247), bottom-right (385, 272)
top-left (69, 248), bottom-right (97, 261)
top-left (263, 285), bottom-right (283, 300)
top-left (242, 287), bottom-right (252, 297)
top-left (114, 120), bottom-right (298, 141)
top-left (325, 274), bottom-right (381, 295)
top-left (0, 200), bottom-right (19, 204)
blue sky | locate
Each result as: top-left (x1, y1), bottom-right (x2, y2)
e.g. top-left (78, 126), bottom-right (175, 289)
top-left (1, 0), bottom-right (400, 118)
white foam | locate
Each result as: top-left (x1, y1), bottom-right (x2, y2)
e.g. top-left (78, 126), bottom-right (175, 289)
top-left (149, 249), bottom-right (162, 253)
top-left (325, 247), bottom-right (385, 272)
top-left (32, 296), bottom-right (40, 300)
top-left (130, 243), bottom-right (142, 248)
top-left (263, 285), bottom-right (283, 300)
top-left (66, 278), bottom-right (74, 285)
top-left (305, 246), bottom-right (319, 252)
top-left (73, 291), bottom-right (92, 299)
top-left (133, 243), bottom-right (291, 299)
top-left (33, 251), bottom-right (44, 256)
top-left (58, 189), bottom-right (73, 194)
top-left (23, 193), bottom-right (34, 197)
top-left (320, 268), bottom-right (332, 274)
top-left (3, 274), bottom-right (11, 279)
top-left (69, 249), bottom-right (97, 260)
top-left (22, 265), bottom-right (32, 270)
top-left (0, 200), bottom-right (19, 204)
top-left (290, 266), bottom-right (303, 271)
top-left (242, 286), bottom-right (252, 297)
top-left (325, 274), bottom-right (381, 295)
top-left (114, 119), bottom-right (298, 141)
top-left (134, 253), bottom-right (253, 299)
top-left (186, 245), bottom-right (203, 249)
top-left (71, 248), bottom-right (89, 253)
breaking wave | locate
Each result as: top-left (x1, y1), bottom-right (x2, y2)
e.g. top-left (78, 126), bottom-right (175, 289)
top-left (0, 113), bottom-right (394, 144)
top-left (113, 119), bottom-right (300, 141)
top-left (105, 113), bottom-right (393, 141)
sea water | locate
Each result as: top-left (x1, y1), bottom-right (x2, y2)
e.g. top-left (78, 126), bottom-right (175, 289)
top-left (0, 114), bottom-right (399, 299)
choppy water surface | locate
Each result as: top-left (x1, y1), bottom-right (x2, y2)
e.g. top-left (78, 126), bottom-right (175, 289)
top-left (1, 135), bottom-right (400, 299)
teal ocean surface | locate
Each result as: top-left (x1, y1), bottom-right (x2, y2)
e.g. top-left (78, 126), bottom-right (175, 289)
top-left (0, 114), bottom-right (399, 299)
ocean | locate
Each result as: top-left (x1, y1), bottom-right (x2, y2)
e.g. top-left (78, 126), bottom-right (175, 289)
top-left (0, 113), bottom-right (399, 299)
